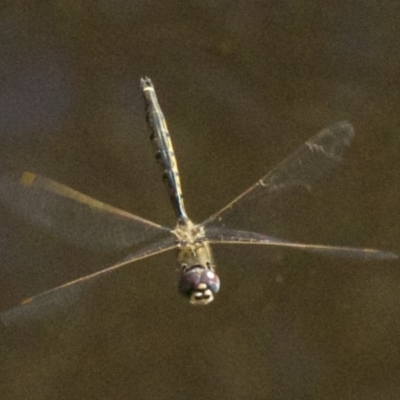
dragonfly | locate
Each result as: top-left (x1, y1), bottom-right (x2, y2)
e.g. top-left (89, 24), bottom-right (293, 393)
top-left (0, 77), bottom-right (397, 325)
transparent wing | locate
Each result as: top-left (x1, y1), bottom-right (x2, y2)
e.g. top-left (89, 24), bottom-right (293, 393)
top-left (1, 236), bottom-right (178, 325)
top-left (0, 172), bottom-right (171, 251)
top-left (201, 121), bottom-right (355, 234)
top-left (205, 227), bottom-right (398, 260)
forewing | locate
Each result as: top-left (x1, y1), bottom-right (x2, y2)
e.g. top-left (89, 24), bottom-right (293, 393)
top-left (0, 172), bottom-right (170, 251)
top-left (202, 121), bottom-right (354, 234)
top-left (1, 236), bottom-right (178, 325)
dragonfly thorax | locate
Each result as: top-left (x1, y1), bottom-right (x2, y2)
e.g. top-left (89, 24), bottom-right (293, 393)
top-left (172, 218), bottom-right (205, 245)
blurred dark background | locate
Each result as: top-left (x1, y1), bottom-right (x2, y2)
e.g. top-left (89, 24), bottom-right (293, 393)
top-left (1, 1), bottom-right (400, 399)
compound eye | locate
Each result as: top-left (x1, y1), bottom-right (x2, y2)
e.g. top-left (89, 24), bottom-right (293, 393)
top-left (178, 267), bottom-right (220, 305)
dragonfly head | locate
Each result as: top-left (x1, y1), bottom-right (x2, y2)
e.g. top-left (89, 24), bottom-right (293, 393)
top-left (178, 266), bottom-right (220, 305)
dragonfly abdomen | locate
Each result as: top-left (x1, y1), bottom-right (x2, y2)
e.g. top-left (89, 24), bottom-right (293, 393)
top-left (141, 77), bottom-right (188, 223)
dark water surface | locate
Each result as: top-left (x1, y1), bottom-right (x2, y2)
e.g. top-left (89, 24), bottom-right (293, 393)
top-left (0, 2), bottom-right (399, 399)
